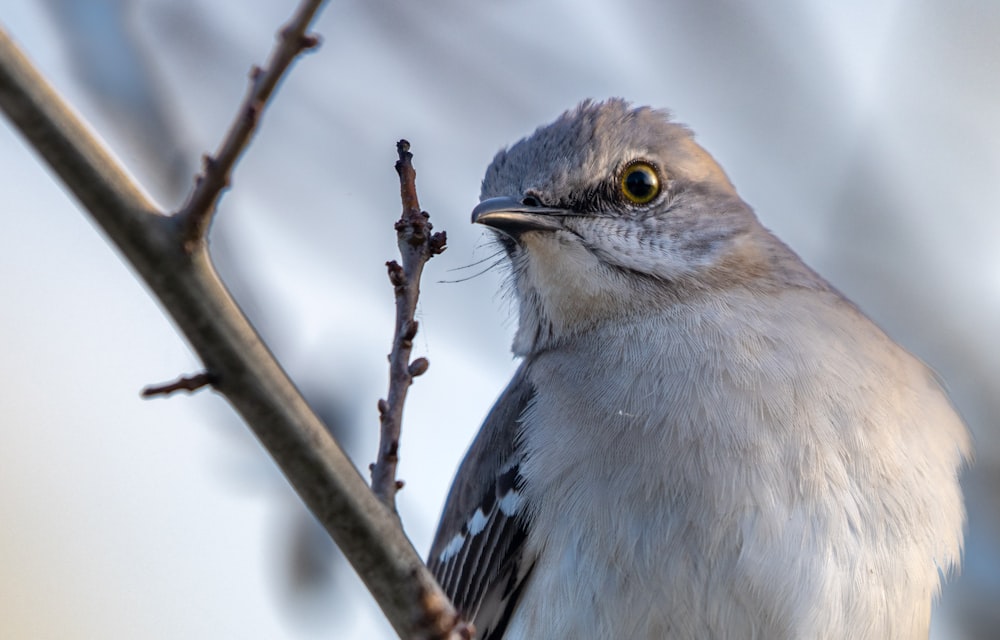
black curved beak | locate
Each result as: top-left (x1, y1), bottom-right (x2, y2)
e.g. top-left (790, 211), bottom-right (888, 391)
top-left (471, 197), bottom-right (570, 237)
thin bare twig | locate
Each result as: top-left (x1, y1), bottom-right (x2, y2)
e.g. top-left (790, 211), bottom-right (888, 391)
top-left (372, 140), bottom-right (448, 509)
top-left (142, 372), bottom-right (217, 398)
top-left (0, 14), bottom-right (468, 640)
top-left (176, 0), bottom-right (323, 253)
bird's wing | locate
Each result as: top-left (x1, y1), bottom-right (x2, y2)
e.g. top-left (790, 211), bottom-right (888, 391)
top-left (428, 364), bottom-right (536, 640)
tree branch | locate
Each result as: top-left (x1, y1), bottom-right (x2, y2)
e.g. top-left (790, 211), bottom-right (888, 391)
top-left (372, 140), bottom-right (448, 508)
top-left (142, 372), bottom-right (217, 398)
top-left (0, 11), bottom-right (466, 640)
top-left (176, 0), bottom-right (323, 252)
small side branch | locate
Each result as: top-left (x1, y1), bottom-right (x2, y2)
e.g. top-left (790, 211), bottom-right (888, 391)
top-left (176, 0), bottom-right (324, 252)
top-left (142, 372), bottom-right (217, 398)
top-left (372, 140), bottom-right (448, 508)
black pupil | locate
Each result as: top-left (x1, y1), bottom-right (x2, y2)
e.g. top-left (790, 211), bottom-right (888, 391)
top-left (625, 169), bottom-right (655, 200)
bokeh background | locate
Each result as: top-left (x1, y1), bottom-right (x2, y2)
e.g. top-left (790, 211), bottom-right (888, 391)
top-left (1, 0), bottom-right (997, 638)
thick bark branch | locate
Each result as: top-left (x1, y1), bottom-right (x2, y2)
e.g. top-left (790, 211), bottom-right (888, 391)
top-left (0, 10), bottom-right (465, 639)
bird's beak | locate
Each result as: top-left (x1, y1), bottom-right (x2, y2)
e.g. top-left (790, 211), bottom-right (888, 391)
top-left (471, 197), bottom-right (569, 236)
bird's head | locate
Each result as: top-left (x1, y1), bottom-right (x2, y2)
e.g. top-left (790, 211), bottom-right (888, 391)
top-left (475, 99), bottom-right (797, 355)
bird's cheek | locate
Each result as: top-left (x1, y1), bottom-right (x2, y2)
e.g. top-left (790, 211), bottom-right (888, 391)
top-left (517, 232), bottom-right (626, 331)
top-left (591, 231), bottom-right (701, 282)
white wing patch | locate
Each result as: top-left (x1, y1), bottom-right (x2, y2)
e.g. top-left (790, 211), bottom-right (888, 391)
top-left (436, 465), bottom-right (524, 566)
top-left (469, 508), bottom-right (489, 535)
top-left (440, 533), bottom-right (465, 562)
top-left (498, 488), bottom-right (523, 516)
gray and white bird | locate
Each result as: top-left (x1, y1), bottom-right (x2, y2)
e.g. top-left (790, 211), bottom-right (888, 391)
top-left (428, 99), bottom-right (971, 639)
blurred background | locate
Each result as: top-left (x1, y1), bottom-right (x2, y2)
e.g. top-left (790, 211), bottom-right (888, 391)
top-left (1, 0), bottom-right (997, 638)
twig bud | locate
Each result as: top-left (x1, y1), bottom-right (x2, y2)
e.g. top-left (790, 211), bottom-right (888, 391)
top-left (408, 357), bottom-right (429, 377)
top-left (402, 320), bottom-right (419, 341)
top-left (430, 231), bottom-right (448, 255)
top-left (386, 260), bottom-right (405, 286)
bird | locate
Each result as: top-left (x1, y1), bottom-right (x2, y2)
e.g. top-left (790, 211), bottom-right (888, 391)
top-left (427, 99), bottom-right (971, 639)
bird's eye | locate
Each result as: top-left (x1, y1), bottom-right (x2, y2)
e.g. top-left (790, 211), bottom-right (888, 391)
top-left (619, 161), bottom-right (660, 205)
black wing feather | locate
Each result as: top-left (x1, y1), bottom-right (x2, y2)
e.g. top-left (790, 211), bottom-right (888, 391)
top-left (428, 364), bottom-right (537, 638)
